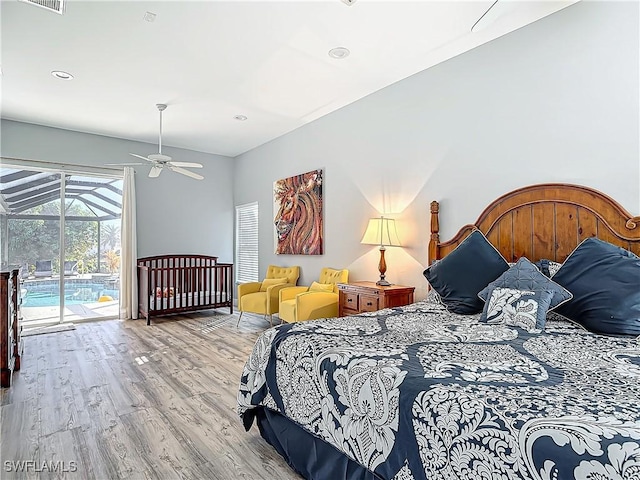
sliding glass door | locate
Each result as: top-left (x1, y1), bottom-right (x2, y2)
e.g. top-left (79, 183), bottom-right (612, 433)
top-left (3, 170), bottom-right (62, 326)
top-left (0, 163), bottom-right (122, 327)
top-left (61, 174), bottom-right (122, 323)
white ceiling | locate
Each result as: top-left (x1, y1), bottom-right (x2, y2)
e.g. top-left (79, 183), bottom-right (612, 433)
top-left (1, 0), bottom-right (579, 158)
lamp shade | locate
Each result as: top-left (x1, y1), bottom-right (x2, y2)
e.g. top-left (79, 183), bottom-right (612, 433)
top-left (361, 217), bottom-right (401, 247)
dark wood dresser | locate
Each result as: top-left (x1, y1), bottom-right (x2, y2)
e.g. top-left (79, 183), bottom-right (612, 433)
top-left (338, 281), bottom-right (415, 317)
top-left (1, 268), bottom-right (23, 388)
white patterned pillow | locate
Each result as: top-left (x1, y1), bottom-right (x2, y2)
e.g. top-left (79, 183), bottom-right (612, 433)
top-left (482, 287), bottom-right (555, 333)
top-left (533, 259), bottom-right (563, 278)
top-left (548, 261), bottom-right (562, 278)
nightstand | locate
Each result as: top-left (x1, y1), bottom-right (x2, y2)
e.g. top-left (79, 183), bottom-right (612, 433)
top-left (337, 281), bottom-right (415, 317)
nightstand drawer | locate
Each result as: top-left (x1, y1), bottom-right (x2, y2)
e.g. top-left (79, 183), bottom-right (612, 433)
top-left (338, 282), bottom-right (414, 316)
top-left (359, 295), bottom-right (379, 312)
top-left (342, 291), bottom-right (359, 311)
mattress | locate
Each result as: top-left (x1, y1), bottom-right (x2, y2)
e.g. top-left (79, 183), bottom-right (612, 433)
top-left (147, 291), bottom-right (227, 310)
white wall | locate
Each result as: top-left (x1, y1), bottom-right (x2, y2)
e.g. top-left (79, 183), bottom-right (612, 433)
top-left (233, 1), bottom-right (640, 300)
top-left (1, 120), bottom-right (235, 262)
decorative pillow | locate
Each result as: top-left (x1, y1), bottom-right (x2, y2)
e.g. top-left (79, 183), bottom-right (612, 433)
top-left (481, 287), bottom-right (555, 333)
top-left (260, 278), bottom-right (288, 292)
top-left (545, 310), bottom-right (568, 323)
top-left (423, 230), bottom-right (509, 314)
top-left (478, 258), bottom-right (572, 330)
top-left (479, 257), bottom-right (573, 309)
top-left (548, 261), bottom-right (562, 278)
top-left (309, 281), bottom-right (334, 292)
top-left (426, 288), bottom-right (443, 305)
top-left (552, 238), bottom-right (640, 335)
top-left (534, 259), bottom-right (563, 278)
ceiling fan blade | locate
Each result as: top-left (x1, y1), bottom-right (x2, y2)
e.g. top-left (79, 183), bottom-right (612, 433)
top-left (168, 161), bottom-right (203, 168)
top-left (149, 165), bottom-right (163, 178)
top-left (130, 153), bottom-right (152, 162)
top-left (169, 165), bottom-right (204, 180)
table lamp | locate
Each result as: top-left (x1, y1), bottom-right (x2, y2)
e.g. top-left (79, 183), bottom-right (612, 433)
top-left (361, 216), bottom-right (401, 286)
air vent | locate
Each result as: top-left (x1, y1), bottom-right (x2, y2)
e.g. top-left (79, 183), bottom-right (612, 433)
top-left (18, 0), bottom-right (64, 15)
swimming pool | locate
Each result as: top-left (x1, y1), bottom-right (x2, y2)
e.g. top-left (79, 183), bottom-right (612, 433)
top-left (22, 280), bottom-right (119, 308)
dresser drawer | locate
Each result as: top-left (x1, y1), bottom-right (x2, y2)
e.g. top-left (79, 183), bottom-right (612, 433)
top-left (6, 328), bottom-right (14, 363)
top-left (1, 268), bottom-right (22, 387)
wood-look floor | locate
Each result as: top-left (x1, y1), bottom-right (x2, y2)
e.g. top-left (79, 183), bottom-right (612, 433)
top-left (0, 311), bottom-right (302, 480)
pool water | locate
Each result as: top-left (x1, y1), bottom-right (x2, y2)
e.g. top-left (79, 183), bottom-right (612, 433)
top-left (22, 284), bottom-right (119, 308)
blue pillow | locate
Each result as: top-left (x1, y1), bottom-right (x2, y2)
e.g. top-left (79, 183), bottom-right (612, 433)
top-left (478, 257), bottom-right (573, 329)
top-left (552, 238), bottom-right (640, 335)
top-left (423, 230), bottom-right (509, 314)
top-left (481, 287), bottom-right (555, 332)
top-left (479, 258), bottom-right (572, 308)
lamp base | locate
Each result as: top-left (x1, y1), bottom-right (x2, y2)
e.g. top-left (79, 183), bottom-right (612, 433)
top-left (376, 247), bottom-right (392, 286)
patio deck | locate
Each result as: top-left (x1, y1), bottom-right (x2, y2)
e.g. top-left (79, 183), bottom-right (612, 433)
top-left (21, 299), bottom-right (119, 328)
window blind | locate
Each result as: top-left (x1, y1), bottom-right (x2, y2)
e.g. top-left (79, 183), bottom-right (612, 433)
top-left (235, 202), bottom-right (259, 284)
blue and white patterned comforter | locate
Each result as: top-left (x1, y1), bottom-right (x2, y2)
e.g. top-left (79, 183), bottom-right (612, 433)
top-left (238, 301), bottom-right (640, 480)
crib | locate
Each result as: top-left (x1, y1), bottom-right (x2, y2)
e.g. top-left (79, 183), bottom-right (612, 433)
top-left (137, 255), bottom-right (233, 325)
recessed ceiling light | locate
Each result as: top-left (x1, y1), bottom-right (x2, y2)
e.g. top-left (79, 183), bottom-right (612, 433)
top-left (234, 115), bottom-right (248, 121)
top-left (328, 47), bottom-right (350, 59)
top-left (143, 11), bottom-right (156, 22)
top-left (51, 70), bottom-right (73, 80)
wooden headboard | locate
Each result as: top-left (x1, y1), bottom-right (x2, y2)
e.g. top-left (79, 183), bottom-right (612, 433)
top-left (429, 183), bottom-right (640, 264)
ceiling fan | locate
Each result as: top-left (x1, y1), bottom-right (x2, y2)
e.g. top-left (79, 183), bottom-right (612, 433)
top-left (110, 104), bottom-right (204, 180)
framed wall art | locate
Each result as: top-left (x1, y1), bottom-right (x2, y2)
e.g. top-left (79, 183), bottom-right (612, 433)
top-left (273, 169), bottom-right (323, 255)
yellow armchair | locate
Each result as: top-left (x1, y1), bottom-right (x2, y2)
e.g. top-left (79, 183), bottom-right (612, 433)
top-left (237, 265), bottom-right (300, 326)
top-left (279, 267), bottom-right (349, 323)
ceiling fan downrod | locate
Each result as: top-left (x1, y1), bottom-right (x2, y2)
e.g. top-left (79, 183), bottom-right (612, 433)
top-left (156, 103), bottom-right (167, 155)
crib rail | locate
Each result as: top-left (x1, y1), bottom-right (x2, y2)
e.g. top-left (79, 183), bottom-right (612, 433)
top-left (137, 255), bottom-right (233, 325)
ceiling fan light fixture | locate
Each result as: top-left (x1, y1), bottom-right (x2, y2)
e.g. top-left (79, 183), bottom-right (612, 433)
top-left (328, 47), bottom-right (350, 59)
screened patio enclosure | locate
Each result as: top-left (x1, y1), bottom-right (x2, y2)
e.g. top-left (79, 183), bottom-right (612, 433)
top-left (0, 163), bottom-right (123, 326)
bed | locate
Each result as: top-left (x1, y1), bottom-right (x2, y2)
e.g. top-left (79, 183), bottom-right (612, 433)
top-left (137, 254), bottom-right (233, 325)
top-left (238, 183), bottom-right (640, 480)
